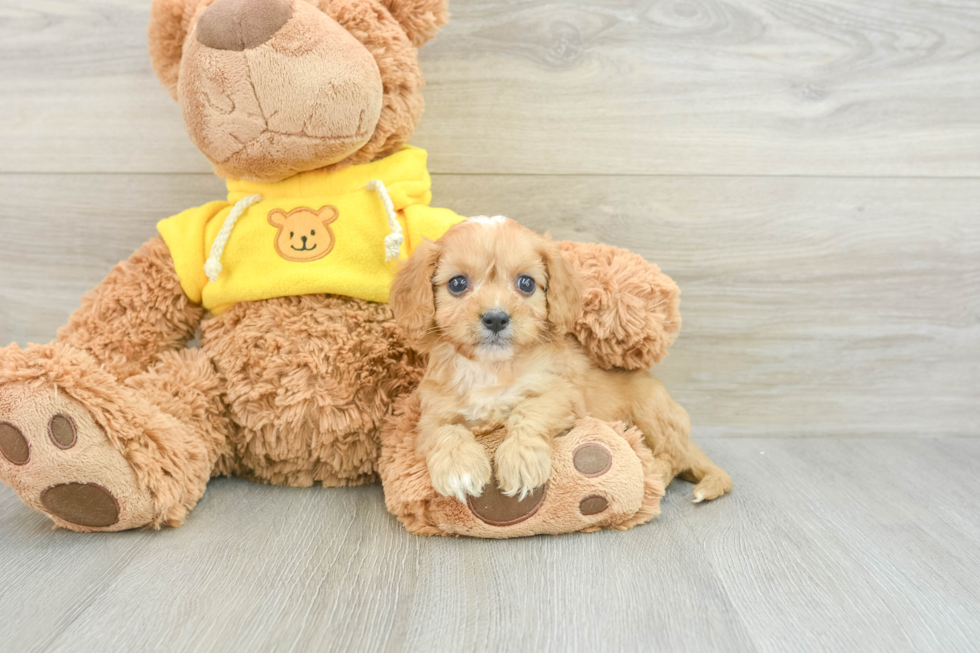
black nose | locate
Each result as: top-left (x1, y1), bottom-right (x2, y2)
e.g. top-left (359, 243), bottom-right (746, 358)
top-left (301, 235), bottom-right (307, 243)
top-left (481, 311), bottom-right (510, 333)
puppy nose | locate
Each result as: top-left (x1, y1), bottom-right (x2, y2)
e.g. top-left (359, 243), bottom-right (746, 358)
top-left (481, 311), bottom-right (511, 333)
top-left (196, 0), bottom-right (293, 51)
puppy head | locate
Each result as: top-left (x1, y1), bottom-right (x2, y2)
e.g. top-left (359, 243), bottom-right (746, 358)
top-left (390, 216), bottom-right (582, 359)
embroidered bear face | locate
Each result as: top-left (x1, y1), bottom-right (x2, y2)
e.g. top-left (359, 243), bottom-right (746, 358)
top-left (267, 206), bottom-right (339, 262)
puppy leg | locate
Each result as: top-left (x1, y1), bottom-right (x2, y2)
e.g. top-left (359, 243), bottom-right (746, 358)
top-left (619, 374), bottom-right (732, 503)
top-left (680, 442), bottom-right (733, 503)
top-left (420, 423), bottom-right (492, 503)
top-left (497, 386), bottom-right (582, 499)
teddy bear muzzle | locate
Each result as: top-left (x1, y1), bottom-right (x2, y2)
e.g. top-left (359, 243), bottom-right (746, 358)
top-left (179, 0), bottom-right (385, 181)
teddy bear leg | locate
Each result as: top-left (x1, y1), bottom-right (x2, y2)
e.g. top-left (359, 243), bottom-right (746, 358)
top-left (0, 343), bottom-right (232, 532)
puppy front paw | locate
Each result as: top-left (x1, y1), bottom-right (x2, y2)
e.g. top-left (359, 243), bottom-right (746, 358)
top-left (494, 437), bottom-right (552, 500)
top-left (427, 441), bottom-right (492, 503)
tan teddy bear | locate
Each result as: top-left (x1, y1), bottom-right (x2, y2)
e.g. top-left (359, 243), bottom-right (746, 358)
top-left (0, 0), bottom-right (700, 535)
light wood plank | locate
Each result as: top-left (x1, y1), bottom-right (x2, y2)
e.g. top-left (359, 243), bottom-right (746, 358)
top-left (1, 438), bottom-right (978, 652)
top-left (1, 173), bottom-right (977, 438)
top-left (2, 1), bottom-right (979, 176)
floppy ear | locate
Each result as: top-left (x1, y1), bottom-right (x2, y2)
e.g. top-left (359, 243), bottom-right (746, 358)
top-left (390, 238), bottom-right (441, 348)
top-left (541, 238), bottom-right (583, 336)
top-left (378, 0), bottom-right (450, 47)
top-left (318, 205), bottom-right (339, 224)
top-left (267, 209), bottom-right (288, 228)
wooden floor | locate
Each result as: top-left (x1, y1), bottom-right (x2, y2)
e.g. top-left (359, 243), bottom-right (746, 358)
top-left (1, 0), bottom-right (979, 651)
top-left (3, 438), bottom-right (980, 652)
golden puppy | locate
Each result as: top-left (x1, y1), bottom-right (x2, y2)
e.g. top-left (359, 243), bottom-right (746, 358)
top-left (390, 217), bottom-right (732, 504)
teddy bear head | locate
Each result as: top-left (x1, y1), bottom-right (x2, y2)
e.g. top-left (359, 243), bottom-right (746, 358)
top-left (148, 0), bottom-right (448, 182)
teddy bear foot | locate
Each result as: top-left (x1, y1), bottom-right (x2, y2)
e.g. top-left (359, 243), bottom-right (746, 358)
top-left (0, 382), bottom-right (155, 532)
top-left (457, 418), bottom-right (665, 537)
top-left (0, 343), bottom-right (226, 533)
top-left (380, 399), bottom-right (666, 538)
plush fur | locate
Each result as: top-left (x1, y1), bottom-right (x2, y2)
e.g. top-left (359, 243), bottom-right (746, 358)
top-left (559, 241), bottom-right (682, 370)
top-left (0, 0), bottom-right (695, 534)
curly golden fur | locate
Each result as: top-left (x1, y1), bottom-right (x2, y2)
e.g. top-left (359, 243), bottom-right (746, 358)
top-left (391, 218), bottom-right (732, 504)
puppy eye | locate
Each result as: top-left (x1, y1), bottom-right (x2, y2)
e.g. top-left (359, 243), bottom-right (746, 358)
top-left (311, 230), bottom-right (316, 236)
top-left (517, 275), bottom-right (536, 295)
top-left (448, 275), bottom-right (468, 296)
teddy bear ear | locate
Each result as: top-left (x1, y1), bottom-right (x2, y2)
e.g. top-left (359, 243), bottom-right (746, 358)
top-left (267, 209), bottom-right (288, 227)
top-left (317, 205), bottom-right (339, 222)
top-left (378, 0), bottom-right (450, 48)
top-left (148, 0), bottom-right (203, 100)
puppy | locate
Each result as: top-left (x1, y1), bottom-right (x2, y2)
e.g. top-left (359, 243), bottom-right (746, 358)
top-left (390, 217), bottom-right (732, 504)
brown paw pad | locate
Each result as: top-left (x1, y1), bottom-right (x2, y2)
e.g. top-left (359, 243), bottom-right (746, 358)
top-left (0, 422), bottom-right (30, 465)
top-left (40, 483), bottom-right (120, 528)
top-left (573, 443), bottom-right (611, 477)
top-left (48, 414), bottom-right (78, 449)
top-left (574, 444), bottom-right (612, 516)
top-left (467, 474), bottom-right (547, 526)
top-left (579, 494), bottom-right (609, 516)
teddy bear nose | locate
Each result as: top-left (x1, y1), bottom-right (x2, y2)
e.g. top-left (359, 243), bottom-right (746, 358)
top-left (196, 0), bottom-right (293, 51)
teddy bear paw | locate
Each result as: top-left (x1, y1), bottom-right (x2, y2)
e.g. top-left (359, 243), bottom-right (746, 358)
top-left (454, 418), bottom-right (662, 537)
top-left (0, 383), bottom-right (155, 532)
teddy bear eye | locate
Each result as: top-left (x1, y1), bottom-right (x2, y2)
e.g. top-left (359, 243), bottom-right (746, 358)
top-left (311, 230), bottom-right (316, 236)
top-left (448, 275), bottom-right (468, 296)
top-left (517, 275), bottom-right (536, 295)
top-left (290, 231), bottom-right (294, 238)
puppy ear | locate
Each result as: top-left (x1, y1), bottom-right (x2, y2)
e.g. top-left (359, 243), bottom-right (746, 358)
top-left (541, 239), bottom-right (583, 335)
top-left (390, 238), bottom-right (441, 347)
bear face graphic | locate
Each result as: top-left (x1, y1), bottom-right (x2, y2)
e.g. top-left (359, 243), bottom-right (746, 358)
top-left (267, 206), bottom-right (339, 262)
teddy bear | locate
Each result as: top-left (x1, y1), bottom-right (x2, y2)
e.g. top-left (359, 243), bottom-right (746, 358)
top-left (0, 0), bottom-right (688, 535)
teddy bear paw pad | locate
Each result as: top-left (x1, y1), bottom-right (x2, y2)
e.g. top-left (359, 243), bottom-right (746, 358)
top-left (0, 383), bottom-right (154, 532)
top-left (572, 442), bottom-right (612, 477)
top-left (467, 472), bottom-right (546, 526)
top-left (41, 482), bottom-right (120, 528)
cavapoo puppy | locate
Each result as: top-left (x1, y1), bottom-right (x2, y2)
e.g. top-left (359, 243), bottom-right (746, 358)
top-left (390, 217), bottom-right (732, 504)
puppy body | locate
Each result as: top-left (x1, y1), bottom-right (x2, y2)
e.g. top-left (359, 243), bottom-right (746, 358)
top-left (417, 336), bottom-right (587, 500)
top-left (391, 217), bottom-right (732, 504)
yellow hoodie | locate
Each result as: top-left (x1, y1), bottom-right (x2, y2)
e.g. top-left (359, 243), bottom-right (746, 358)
top-left (157, 146), bottom-right (464, 314)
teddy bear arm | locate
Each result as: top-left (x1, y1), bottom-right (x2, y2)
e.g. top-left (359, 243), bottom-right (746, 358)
top-left (558, 241), bottom-right (682, 371)
top-left (56, 235), bottom-right (205, 381)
